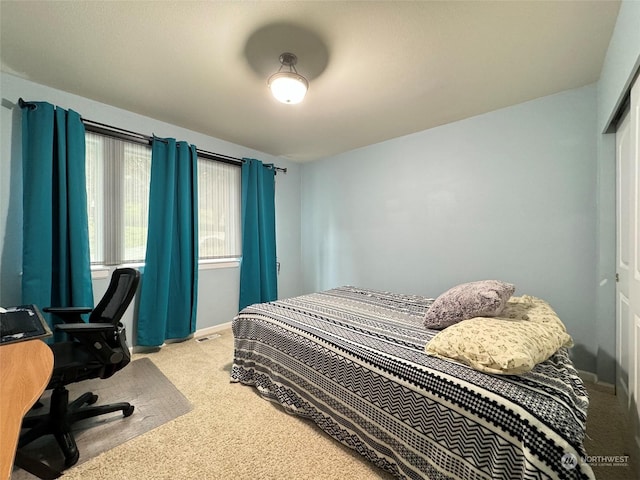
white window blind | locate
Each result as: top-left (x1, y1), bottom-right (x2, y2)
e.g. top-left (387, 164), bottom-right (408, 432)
top-left (85, 131), bottom-right (241, 265)
top-left (197, 159), bottom-right (242, 259)
top-left (86, 132), bottom-right (151, 265)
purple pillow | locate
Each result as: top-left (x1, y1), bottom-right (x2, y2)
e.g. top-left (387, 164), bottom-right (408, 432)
top-left (424, 280), bottom-right (515, 330)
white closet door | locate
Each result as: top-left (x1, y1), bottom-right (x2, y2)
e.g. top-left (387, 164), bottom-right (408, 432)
top-left (616, 72), bottom-right (640, 453)
top-left (630, 77), bottom-right (640, 448)
top-left (616, 107), bottom-right (631, 399)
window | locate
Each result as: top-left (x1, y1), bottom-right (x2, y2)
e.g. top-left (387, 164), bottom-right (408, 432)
top-left (85, 131), bottom-right (241, 265)
top-left (86, 132), bottom-right (151, 264)
top-left (197, 159), bottom-right (242, 259)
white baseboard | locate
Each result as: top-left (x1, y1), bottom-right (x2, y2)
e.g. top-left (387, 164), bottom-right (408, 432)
top-left (577, 369), bottom-right (615, 394)
top-left (132, 321), bottom-right (233, 354)
top-left (578, 369), bottom-right (598, 383)
top-left (194, 321), bottom-right (232, 338)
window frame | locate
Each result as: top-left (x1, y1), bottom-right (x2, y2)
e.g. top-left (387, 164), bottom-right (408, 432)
top-left (84, 123), bottom-right (243, 267)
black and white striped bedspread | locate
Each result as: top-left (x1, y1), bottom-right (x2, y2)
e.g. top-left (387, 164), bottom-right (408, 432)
top-left (231, 286), bottom-right (594, 480)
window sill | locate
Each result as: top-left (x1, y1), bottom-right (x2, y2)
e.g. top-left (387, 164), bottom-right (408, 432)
top-left (90, 266), bottom-right (111, 280)
top-left (90, 258), bottom-right (239, 279)
top-left (199, 259), bottom-right (240, 270)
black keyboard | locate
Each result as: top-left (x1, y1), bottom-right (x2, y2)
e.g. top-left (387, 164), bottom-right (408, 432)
top-left (0, 307), bottom-right (46, 343)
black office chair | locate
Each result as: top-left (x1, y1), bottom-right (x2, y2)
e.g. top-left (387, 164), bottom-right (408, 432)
top-left (18, 267), bottom-right (141, 470)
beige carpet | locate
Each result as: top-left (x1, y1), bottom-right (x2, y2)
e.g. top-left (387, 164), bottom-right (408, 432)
top-left (22, 329), bottom-right (637, 480)
top-left (52, 330), bottom-right (393, 480)
top-left (13, 357), bottom-right (192, 479)
top-left (583, 382), bottom-right (638, 480)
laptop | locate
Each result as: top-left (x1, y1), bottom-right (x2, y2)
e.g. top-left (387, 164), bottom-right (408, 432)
top-left (0, 305), bottom-right (53, 345)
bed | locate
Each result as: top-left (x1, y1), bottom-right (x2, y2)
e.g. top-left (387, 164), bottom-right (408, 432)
top-left (231, 286), bottom-right (594, 480)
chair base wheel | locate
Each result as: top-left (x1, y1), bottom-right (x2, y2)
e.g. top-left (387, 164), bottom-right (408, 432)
top-left (124, 405), bottom-right (134, 417)
top-left (64, 449), bottom-right (80, 468)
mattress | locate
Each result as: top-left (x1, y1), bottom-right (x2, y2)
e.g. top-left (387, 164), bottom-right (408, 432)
top-left (231, 286), bottom-right (594, 479)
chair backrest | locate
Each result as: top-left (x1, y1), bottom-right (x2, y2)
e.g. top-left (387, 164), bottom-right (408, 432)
top-left (90, 268), bottom-right (140, 325)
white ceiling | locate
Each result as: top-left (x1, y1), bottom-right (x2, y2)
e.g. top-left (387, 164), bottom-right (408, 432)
top-left (0, 1), bottom-right (620, 162)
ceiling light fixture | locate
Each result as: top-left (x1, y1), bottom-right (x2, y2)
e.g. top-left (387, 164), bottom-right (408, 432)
top-left (268, 52), bottom-right (308, 105)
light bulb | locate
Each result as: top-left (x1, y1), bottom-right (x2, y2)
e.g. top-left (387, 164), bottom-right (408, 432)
top-left (268, 73), bottom-right (308, 104)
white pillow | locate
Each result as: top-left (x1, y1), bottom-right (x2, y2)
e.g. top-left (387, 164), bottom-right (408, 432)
top-left (425, 295), bottom-right (574, 375)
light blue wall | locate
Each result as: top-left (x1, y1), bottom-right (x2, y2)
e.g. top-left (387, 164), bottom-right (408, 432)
top-left (301, 85), bottom-right (599, 373)
top-left (0, 72), bottom-right (303, 342)
top-left (298, 1), bottom-right (640, 383)
top-left (594, 0), bottom-right (640, 383)
top-left (597, 0), bottom-right (640, 135)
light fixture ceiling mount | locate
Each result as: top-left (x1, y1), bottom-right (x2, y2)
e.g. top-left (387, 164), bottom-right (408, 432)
top-left (268, 52), bottom-right (309, 105)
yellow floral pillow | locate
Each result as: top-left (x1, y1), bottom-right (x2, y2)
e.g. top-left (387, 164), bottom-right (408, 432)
top-left (424, 295), bottom-right (573, 375)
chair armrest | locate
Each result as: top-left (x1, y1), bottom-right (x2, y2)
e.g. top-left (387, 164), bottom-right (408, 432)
top-left (55, 322), bottom-right (114, 333)
top-left (55, 322), bottom-right (123, 365)
top-left (43, 307), bottom-right (92, 314)
top-left (43, 306), bottom-right (92, 323)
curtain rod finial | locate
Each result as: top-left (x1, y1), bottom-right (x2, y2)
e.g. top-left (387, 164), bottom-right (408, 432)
top-left (18, 98), bottom-right (37, 110)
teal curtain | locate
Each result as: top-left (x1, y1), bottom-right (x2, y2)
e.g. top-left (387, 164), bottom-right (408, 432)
top-left (21, 101), bottom-right (94, 332)
top-left (137, 138), bottom-right (198, 346)
top-left (239, 158), bottom-right (277, 310)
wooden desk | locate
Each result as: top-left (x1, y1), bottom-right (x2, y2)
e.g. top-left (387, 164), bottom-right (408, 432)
top-left (0, 340), bottom-right (53, 480)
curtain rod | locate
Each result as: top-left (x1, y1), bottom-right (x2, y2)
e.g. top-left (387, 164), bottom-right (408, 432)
top-left (17, 99), bottom-right (287, 174)
top-left (83, 118), bottom-right (287, 174)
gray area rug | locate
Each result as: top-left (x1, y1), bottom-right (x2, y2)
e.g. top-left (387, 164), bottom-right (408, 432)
top-left (13, 357), bottom-right (192, 478)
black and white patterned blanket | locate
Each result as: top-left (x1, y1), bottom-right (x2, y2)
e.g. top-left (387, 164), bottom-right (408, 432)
top-left (231, 286), bottom-right (594, 479)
